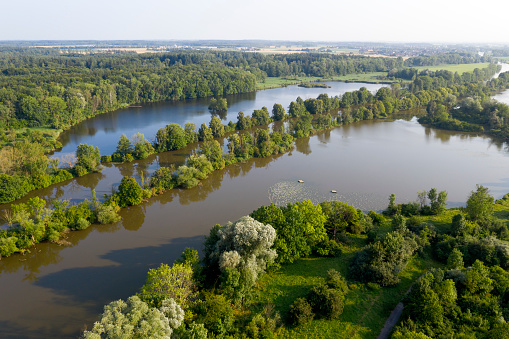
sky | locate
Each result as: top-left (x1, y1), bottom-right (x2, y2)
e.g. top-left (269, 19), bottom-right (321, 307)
top-left (2, 0), bottom-right (509, 44)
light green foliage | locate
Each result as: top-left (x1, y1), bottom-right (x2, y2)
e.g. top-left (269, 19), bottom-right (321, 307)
top-left (117, 176), bottom-right (143, 208)
top-left (325, 269), bottom-right (349, 294)
top-left (288, 100), bottom-right (306, 118)
top-left (83, 295), bottom-right (174, 339)
top-left (186, 154), bottom-right (213, 180)
top-left (208, 97), bottom-right (227, 113)
top-left (97, 203), bottom-right (122, 224)
top-left (0, 236), bottom-right (19, 258)
top-left (174, 166), bottom-right (200, 189)
top-left (76, 143), bottom-right (101, 172)
top-left (116, 133), bottom-right (133, 157)
top-left (199, 140), bottom-right (225, 170)
top-left (138, 263), bottom-right (196, 309)
top-left (0, 173), bottom-right (27, 204)
top-left (159, 298), bottom-right (185, 330)
top-left (294, 200), bottom-right (327, 246)
top-left (172, 322), bottom-right (208, 339)
top-left (466, 184), bottom-right (494, 222)
top-left (204, 216), bottom-right (277, 305)
top-left (131, 133), bottom-right (154, 159)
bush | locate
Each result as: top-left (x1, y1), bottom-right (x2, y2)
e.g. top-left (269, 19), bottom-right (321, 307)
top-left (73, 164), bottom-right (87, 177)
top-left (306, 284), bottom-right (344, 319)
top-left (74, 217), bottom-right (91, 230)
top-left (326, 269), bottom-right (349, 294)
top-left (101, 155), bottom-right (112, 163)
top-left (288, 298), bottom-right (314, 326)
top-left (97, 203), bottom-right (122, 224)
top-left (117, 176), bottom-right (143, 207)
top-left (150, 166), bottom-right (175, 190)
top-left (0, 174), bottom-right (26, 204)
top-left (315, 238), bottom-right (341, 257)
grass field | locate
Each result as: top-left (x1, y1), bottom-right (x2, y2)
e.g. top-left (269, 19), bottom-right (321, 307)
top-left (256, 73), bottom-right (401, 90)
top-left (252, 237), bottom-right (430, 339)
top-left (413, 62), bottom-right (490, 74)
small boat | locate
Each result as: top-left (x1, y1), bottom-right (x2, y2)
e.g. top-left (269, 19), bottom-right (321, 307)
top-left (331, 190), bottom-right (337, 193)
top-left (298, 180), bottom-right (304, 183)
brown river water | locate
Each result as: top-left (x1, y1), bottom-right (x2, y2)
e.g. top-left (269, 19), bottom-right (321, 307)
top-left (1, 80), bottom-right (509, 338)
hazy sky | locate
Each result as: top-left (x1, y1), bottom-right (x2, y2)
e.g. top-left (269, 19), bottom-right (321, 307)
top-left (2, 0), bottom-right (508, 43)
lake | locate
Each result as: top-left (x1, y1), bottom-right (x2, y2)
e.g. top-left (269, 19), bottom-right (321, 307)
top-left (2, 80), bottom-right (509, 338)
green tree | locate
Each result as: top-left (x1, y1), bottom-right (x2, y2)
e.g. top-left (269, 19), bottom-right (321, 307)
top-left (117, 176), bottom-right (143, 207)
top-left (272, 103), bottom-right (285, 121)
top-left (116, 133), bottom-right (133, 158)
top-left (138, 263), bottom-right (196, 309)
top-left (466, 185), bottom-right (494, 222)
top-left (198, 123), bottom-right (213, 142)
top-left (83, 295), bottom-right (180, 339)
top-left (75, 144), bottom-right (101, 172)
top-left (447, 248), bottom-right (464, 269)
top-left (209, 116), bottom-right (225, 138)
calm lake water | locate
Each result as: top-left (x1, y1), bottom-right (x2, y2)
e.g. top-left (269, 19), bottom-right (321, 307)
top-left (2, 79), bottom-right (509, 338)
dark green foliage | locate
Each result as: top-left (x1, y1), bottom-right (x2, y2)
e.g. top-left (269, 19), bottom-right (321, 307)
top-left (0, 174), bottom-right (26, 203)
top-left (117, 176), bottom-right (143, 207)
top-left (193, 292), bottom-right (234, 337)
top-left (198, 123), bottom-right (213, 142)
top-left (272, 103), bottom-right (285, 121)
top-left (350, 231), bottom-right (418, 286)
top-left (306, 284), bottom-right (344, 320)
top-left (288, 298), bottom-right (314, 326)
top-left (156, 123), bottom-right (187, 152)
top-left (252, 106), bottom-right (271, 126)
top-left (236, 111), bottom-right (252, 130)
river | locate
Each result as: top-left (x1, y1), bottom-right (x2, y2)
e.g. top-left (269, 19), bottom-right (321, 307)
top-left (2, 79), bottom-right (509, 338)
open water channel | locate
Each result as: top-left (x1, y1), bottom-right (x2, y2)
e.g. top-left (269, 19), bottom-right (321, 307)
top-left (2, 73), bottom-right (509, 338)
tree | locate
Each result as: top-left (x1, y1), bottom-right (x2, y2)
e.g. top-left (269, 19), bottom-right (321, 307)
top-left (117, 176), bottom-right (143, 207)
top-left (116, 133), bottom-right (133, 158)
top-left (272, 103), bottom-right (285, 121)
top-left (83, 295), bottom-right (182, 339)
top-left (208, 97), bottom-right (227, 114)
top-left (166, 123), bottom-right (187, 151)
top-left (236, 111), bottom-right (252, 130)
top-left (209, 116), bottom-right (224, 138)
top-left (465, 185), bottom-right (494, 222)
top-left (75, 144), bottom-right (101, 172)
top-left (198, 123), bottom-right (213, 142)
top-left (447, 248), bottom-right (464, 269)
top-left (138, 263), bottom-right (196, 309)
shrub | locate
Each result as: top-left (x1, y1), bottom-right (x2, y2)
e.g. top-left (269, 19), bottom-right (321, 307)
top-left (100, 155), bottom-right (112, 163)
top-left (74, 217), bottom-right (90, 230)
top-left (97, 203), bottom-right (122, 224)
top-left (73, 164), bottom-right (87, 177)
top-left (306, 284), bottom-right (344, 319)
top-left (150, 166), bottom-right (175, 190)
top-left (288, 298), bottom-right (314, 326)
top-left (0, 174), bottom-right (26, 204)
top-left (326, 269), bottom-right (349, 294)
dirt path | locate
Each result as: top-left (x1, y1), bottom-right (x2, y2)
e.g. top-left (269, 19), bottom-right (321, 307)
top-left (376, 302), bottom-right (404, 339)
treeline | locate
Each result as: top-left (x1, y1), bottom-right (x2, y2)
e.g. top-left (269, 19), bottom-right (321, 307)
top-left (0, 62), bottom-right (256, 130)
top-left (403, 52), bottom-right (491, 67)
